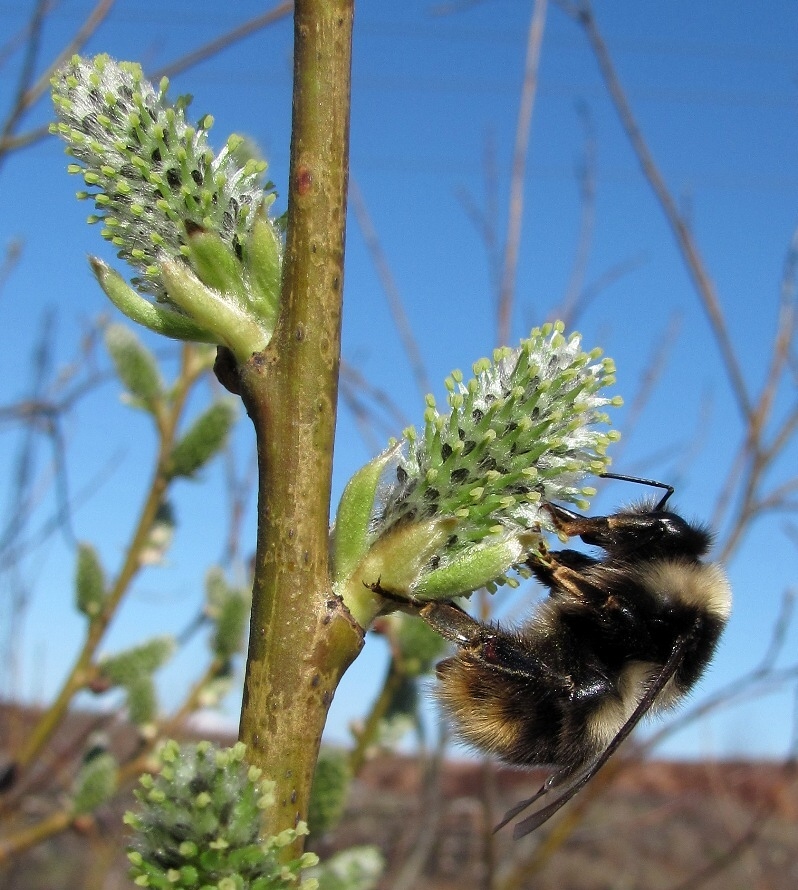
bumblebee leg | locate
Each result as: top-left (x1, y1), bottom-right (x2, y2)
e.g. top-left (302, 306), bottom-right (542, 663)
top-left (545, 502), bottom-right (613, 540)
top-left (364, 578), bottom-right (417, 608)
top-left (528, 546), bottom-right (603, 600)
top-left (365, 579), bottom-right (485, 647)
top-left (418, 601), bottom-right (484, 647)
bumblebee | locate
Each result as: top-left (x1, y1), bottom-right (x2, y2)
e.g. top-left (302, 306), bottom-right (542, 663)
top-left (405, 476), bottom-right (732, 837)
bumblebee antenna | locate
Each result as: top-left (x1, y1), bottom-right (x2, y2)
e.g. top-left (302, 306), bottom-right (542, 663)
top-left (599, 472), bottom-right (674, 512)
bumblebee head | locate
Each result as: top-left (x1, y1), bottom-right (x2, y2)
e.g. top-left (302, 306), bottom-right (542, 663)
top-left (584, 504), bottom-right (712, 562)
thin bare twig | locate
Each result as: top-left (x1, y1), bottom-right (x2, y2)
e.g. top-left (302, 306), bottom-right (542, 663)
top-left (610, 312), bottom-right (682, 464)
top-left (388, 739), bottom-right (447, 890)
top-left (557, 101), bottom-right (597, 328)
top-left (0, 239), bottom-right (23, 298)
top-left (496, 0), bottom-right (548, 347)
top-left (152, 2), bottom-right (293, 81)
top-left (1, 0), bottom-right (48, 147)
top-left (349, 178), bottom-right (432, 398)
top-left (11, 345), bottom-right (211, 773)
top-left (220, 436), bottom-right (257, 571)
top-left (339, 361), bottom-right (410, 432)
top-left (566, 252), bottom-right (647, 321)
top-left (563, 1), bottom-right (752, 421)
top-left (0, 0), bottom-right (56, 70)
top-left (455, 129), bottom-right (501, 302)
top-left (0, 0), bottom-right (116, 165)
top-left (754, 224), bottom-right (798, 437)
top-left (665, 818), bottom-right (762, 890)
top-left (339, 360), bottom-right (411, 454)
top-left (0, 2), bottom-right (293, 157)
top-left (712, 224), bottom-right (798, 554)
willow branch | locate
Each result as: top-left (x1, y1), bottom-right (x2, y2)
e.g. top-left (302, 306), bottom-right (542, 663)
top-left (350, 178), bottom-right (431, 398)
top-left (0, 2), bottom-right (291, 156)
top-left (13, 346), bottom-right (206, 772)
top-left (236, 0), bottom-right (362, 846)
top-left (496, 0), bottom-right (547, 347)
top-left (152, 2), bottom-right (294, 81)
top-left (567, 1), bottom-right (752, 421)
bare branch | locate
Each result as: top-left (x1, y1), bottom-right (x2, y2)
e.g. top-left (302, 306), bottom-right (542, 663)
top-left (496, 0), bottom-right (548, 347)
top-left (665, 818), bottom-right (763, 890)
top-left (388, 739), bottom-right (446, 890)
top-left (350, 178), bottom-right (432, 398)
top-left (557, 102), bottom-right (596, 329)
top-left (0, 239), bottom-right (23, 298)
top-left (339, 359), bottom-right (411, 452)
top-left (455, 129), bottom-right (501, 300)
top-left (557, 252), bottom-right (647, 325)
top-left (755, 223), bottom-right (798, 436)
top-left (0, 2), bottom-right (292, 157)
top-left (1, 0), bottom-right (48, 148)
top-left (564, 1), bottom-right (752, 420)
top-left (152, 2), bottom-right (293, 81)
top-left (611, 312), bottom-right (682, 463)
top-left (0, 0), bottom-right (116, 165)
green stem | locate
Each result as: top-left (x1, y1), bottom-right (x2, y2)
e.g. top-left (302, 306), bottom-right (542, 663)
top-left (13, 345), bottom-right (204, 773)
top-left (0, 809), bottom-right (74, 865)
top-left (348, 657), bottom-right (405, 777)
top-left (0, 659), bottom-right (227, 859)
top-left (237, 0), bottom-right (362, 847)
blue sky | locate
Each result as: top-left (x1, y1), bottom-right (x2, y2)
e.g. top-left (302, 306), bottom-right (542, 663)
top-left (1, 1), bottom-right (797, 762)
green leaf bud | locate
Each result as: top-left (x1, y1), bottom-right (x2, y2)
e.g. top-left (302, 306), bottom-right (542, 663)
top-left (197, 664), bottom-right (235, 709)
top-left (308, 846), bottom-right (385, 890)
top-left (412, 530), bottom-right (540, 601)
top-left (331, 442), bottom-right (404, 587)
top-left (105, 323), bottom-right (163, 411)
top-left (351, 515), bottom-right (457, 610)
top-left (244, 212), bottom-right (282, 327)
top-left (99, 636), bottom-right (176, 686)
top-left (184, 224), bottom-right (245, 295)
top-left (75, 542), bottom-right (107, 618)
top-left (212, 587), bottom-right (249, 662)
top-left (91, 258), bottom-right (217, 344)
top-left (97, 637), bottom-right (174, 727)
top-left (140, 500), bottom-right (176, 567)
top-left (167, 400), bottom-right (236, 479)
top-left (72, 750), bottom-right (118, 814)
top-left (158, 259), bottom-right (270, 363)
top-left (125, 673), bottom-right (158, 727)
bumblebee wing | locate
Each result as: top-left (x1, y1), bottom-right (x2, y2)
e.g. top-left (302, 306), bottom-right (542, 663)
top-left (501, 632), bottom-right (692, 839)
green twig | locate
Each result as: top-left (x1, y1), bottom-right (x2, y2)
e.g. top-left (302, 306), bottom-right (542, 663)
top-left (237, 0), bottom-right (362, 847)
top-left (13, 345), bottom-right (207, 773)
top-left (0, 809), bottom-right (73, 865)
top-left (348, 657), bottom-right (405, 777)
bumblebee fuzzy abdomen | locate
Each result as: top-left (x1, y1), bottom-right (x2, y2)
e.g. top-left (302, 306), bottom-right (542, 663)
top-left (434, 633), bottom-right (616, 771)
top-left (435, 651), bottom-right (567, 766)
